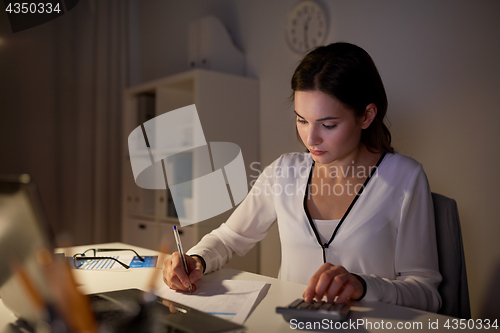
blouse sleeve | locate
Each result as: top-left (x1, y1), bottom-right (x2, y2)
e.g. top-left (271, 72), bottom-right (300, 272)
top-left (186, 157), bottom-right (279, 273)
top-left (357, 164), bottom-right (442, 312)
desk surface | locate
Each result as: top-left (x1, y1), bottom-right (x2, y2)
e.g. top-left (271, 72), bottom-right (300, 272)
top-left (0, 243), bottom-right (468, 332)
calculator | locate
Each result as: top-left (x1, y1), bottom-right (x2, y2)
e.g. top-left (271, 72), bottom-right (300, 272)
top-left (276, 299), bottom-right (350, 323)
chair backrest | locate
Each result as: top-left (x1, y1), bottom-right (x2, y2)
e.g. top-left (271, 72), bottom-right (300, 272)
top-left (432, 192), bottom-right (471, 319)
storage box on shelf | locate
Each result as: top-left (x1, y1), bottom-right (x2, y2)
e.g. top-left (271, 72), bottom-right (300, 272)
top-left (121, 69), bottom-right (259, 273)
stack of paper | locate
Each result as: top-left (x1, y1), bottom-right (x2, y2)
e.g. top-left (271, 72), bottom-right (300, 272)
top-left (156, 279), bottom-right (266, 324)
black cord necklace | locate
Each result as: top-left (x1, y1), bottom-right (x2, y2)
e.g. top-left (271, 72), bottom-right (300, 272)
top-left (303, 153), bottom-right (387, 263)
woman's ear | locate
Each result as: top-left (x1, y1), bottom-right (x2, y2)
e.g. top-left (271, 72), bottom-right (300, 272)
top-left (361, 103), bottom-right (377, 129)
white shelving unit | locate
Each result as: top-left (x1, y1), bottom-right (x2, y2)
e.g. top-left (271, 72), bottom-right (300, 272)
top-left (121, 69), bottom-right (259, 273)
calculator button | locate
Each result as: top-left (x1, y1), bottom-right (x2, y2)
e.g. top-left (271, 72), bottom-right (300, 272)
top-left (310, 301), bottom-right (324, 310)
top-left (319, 302), bottom-right (335, 310)
top-left (276, 299), bottom-right (350, 323)
top-left (297, 302), bottom-right (312, 309)
top-left (288, 299), bottom-right (303, 308)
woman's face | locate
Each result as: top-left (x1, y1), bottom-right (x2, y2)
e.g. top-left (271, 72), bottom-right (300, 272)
top-left (295, 90), bottom-right (365, 165)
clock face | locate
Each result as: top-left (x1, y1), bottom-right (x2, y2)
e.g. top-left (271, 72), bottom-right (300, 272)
top-left (285, 1), bottom-right (328, 54)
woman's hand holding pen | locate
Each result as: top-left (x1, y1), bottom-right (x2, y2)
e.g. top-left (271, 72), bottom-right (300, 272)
top-left (303, 263), bottom-right (365, 303)
top-left (163, 252), bottom-right (204, 291)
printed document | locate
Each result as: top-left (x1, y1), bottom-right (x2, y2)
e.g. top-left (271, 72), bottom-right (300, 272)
top-left (156, 279), bottom-right (266, 324)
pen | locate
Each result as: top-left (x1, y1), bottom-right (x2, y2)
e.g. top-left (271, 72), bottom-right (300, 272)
top-left (173, 225), bottom-right (193, 292)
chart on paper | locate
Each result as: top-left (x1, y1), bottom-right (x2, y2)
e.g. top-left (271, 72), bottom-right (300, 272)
top-left (156, 279), bottom-right (266, 324)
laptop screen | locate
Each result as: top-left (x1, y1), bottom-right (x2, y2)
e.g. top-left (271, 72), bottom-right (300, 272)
top-left (0, 177), bottom-right (247, 333)
top-left (0, 174), bottom-right (55, 324)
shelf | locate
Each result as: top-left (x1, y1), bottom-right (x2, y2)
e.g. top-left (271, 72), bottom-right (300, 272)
top-left (121, 69), bottom-right (259, 273)
top-left (128, 146), bottom-right (197, 158)
top-left (128, 213), bottom-right (155, 221)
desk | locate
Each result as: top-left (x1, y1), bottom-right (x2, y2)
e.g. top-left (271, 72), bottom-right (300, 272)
top-left (0, 243), bottom-right (468, 332)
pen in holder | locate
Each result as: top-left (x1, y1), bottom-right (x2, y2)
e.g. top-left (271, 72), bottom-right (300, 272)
top-left (11, 248), bottom-right (98, 333)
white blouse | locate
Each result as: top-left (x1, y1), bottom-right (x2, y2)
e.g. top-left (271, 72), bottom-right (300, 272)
top-left (187, 152), bottom-right (442, 312)
top-left (312, 219), bottom-right (340, 244)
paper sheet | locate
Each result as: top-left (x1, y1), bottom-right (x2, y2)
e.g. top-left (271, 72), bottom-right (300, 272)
top-left (156, 279), bottom-right (266, 324)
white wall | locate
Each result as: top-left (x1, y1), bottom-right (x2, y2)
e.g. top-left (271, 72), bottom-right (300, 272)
top-left (133, 0), bottom-right (500, 318)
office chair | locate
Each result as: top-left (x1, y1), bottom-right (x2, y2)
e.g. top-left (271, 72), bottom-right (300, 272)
top-left (479, 260), bottom-right (500, 320)
top-left (432, 192), bottom-right (471, 319)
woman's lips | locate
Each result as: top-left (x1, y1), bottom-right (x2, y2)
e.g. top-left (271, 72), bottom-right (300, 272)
top-left (310, 150), bottom-right (326, 156)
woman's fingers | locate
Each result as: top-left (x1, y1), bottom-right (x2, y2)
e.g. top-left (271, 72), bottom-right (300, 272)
top-left (162, 252), bottom-right (204, 291)
top-left (167, 274), bottom-right (186, 291)
top-left (335, 283), bottom-right (355, 304)
top-left (304, 264), bottom-right (364, 303)
top-left (162, 252), bottom-right (189, 291)
top-left (303, 281), bottom-right (318, 302)
top-left (304, 263), bottom-right (330, 302)
top-left (321, 272), bottom-right (349, 302)
top-left (314, 269), bottom-right (335, 301)
top-left (311, 264), bottom-right (340, 301)
top-left (171, 258), bottom-right (191, 289)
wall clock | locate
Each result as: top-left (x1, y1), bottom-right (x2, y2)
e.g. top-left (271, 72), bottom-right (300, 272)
top-left (285, 1), bottom-right (328, 54)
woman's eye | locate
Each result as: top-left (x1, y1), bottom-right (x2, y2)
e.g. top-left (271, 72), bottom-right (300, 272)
top-left (296, 118), bottom-right (307, 124)
top-left (323, 124), bottom-right (337, 129)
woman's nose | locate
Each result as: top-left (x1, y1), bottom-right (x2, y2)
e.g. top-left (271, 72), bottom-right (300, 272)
top-left (307, 127), bottom-right (322, 147)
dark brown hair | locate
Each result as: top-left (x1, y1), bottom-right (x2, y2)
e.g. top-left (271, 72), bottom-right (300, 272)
top-left (291, 42), bottom-right (394, 154)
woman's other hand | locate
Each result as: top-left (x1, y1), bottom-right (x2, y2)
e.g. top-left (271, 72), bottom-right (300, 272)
top-left (303, 263), bottom-right (365, 303)
top-left (162, 252), bottom-right (204, 291)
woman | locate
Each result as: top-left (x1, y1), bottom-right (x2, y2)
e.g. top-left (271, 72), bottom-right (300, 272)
top-left (163, 42), bottom-right (442, 312)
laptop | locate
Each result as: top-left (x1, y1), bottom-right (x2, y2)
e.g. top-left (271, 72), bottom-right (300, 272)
top-left (0, 175), bottom-right (246, 333)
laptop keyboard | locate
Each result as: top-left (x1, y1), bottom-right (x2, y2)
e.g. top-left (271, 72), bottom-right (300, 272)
top-left (89, 294), bottom-right (189, 333)
top-left (87, 289), bottom-right (246, 333)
